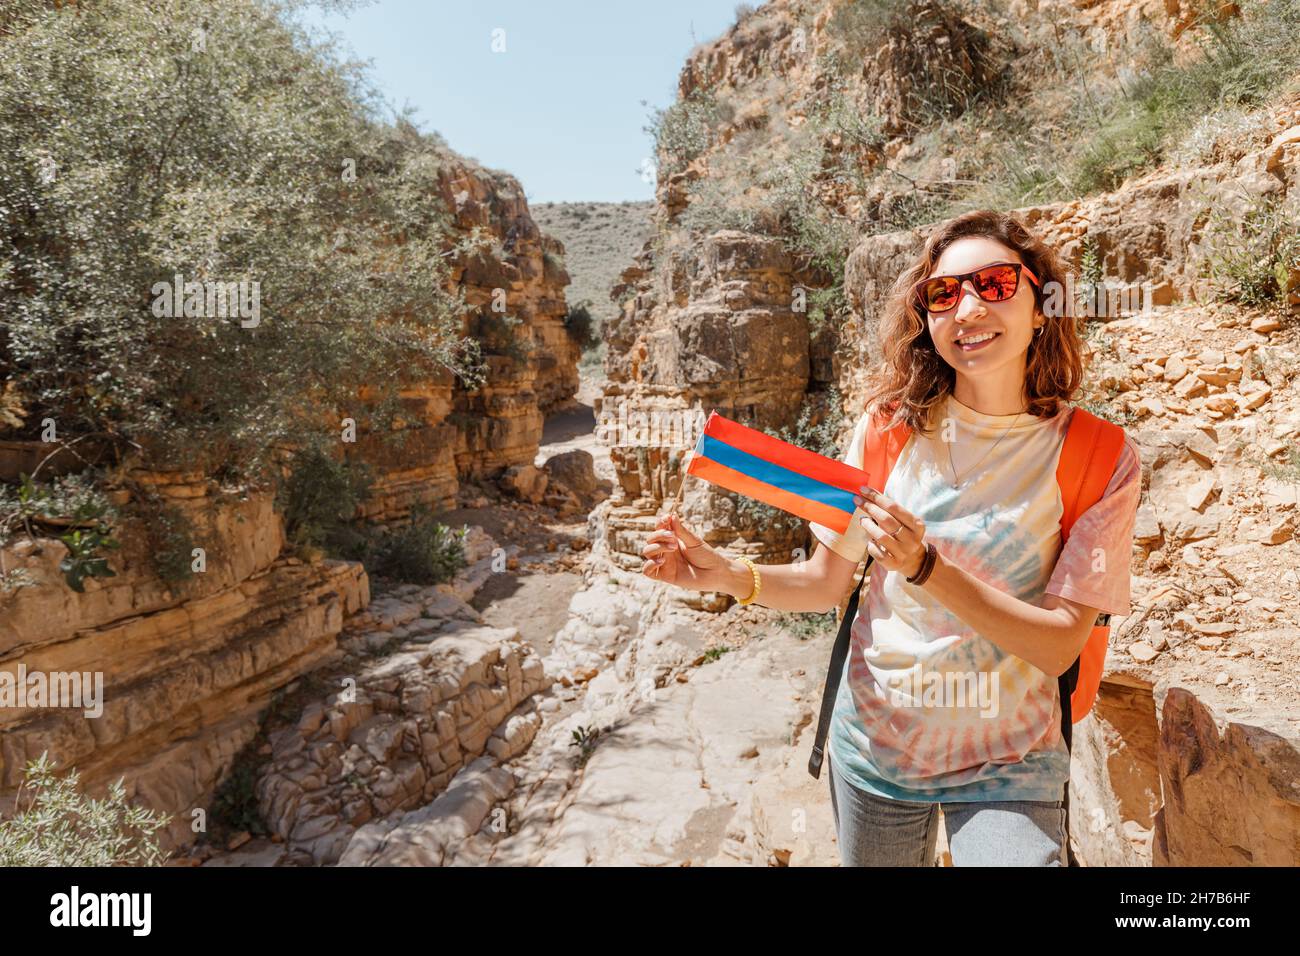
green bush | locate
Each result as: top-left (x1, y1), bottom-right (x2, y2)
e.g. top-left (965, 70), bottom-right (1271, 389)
top-left (0, 753), bottom-right (171, 866)
top-left (135, 496), bottom-right (204, 587)
top-left (1080, 234), bottom-right (1104, 295)
top-left (675, 78), bottom-right (882, 333)
top-left (1071, 0), bottom-right (1300, 194)
top-left (823, 0), bottom-right (916, 68)
top-left (0, 0), bottom-right (483, 485)
top-left (1201, 187), bottom-right (1300, 311)
top-left (475, 312), bottom-right (534, 366)
top-left (1169, 104), bottom-right (1259, 167)
top-left (569, 724), bottom-right (603, 767)
top-left (543, 248), bottom-right (566, 275)
top-left (644, 85), bottom-right (732, 177)
top-left (778, 609), bottom-right (838, 641)
top-left (564, 300), bottom-right (599, 351)
top-left (941, 0), bottom-right (1300, 211)
top-left (210, 742), bottom-right (270, 839)
top-left (57, 525), bottom-right (122, 593)
top-left (0, 471), bottom-right (118, 542)
top-left (0, 471), bottom-right (121, 594)
top-left (780, 385), bottom-right (845, 459)
top-left (364, 504), bottom-right (467, 585)
top-left (824, 0), bottom-right (1007, 127)
top-left (579, 339), bottom-right (607, 376)
top-left (1075, 392), bottom-right (1137, 428)
top-left (276, 444), bottom-right (376, 554)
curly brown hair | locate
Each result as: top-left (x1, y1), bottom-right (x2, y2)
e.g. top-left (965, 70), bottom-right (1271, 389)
top-left (860, 209), bottom-right (1090, 439)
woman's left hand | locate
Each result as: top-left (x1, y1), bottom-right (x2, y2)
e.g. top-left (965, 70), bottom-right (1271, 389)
top-left (854, 486), bottom-right (928, 579)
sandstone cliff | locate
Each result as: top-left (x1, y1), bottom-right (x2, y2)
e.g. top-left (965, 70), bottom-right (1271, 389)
top-left (356, 147), bottom-right (579, 522)
top-left (0, 474), bottom-right (368, 850)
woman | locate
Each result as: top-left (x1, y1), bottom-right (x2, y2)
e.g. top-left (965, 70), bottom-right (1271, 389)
top-left (640, 209), bottom-right (1142, 867)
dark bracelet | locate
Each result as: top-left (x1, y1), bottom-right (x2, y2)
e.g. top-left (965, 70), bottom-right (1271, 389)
top-left (905, 542), bottom-right (938, 585)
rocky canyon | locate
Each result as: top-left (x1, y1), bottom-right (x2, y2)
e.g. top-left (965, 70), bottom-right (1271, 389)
top-left (1, 0), bottom-right (1297, 869)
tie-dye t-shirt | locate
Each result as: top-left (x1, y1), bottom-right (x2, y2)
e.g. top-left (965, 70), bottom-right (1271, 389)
top-left (809, 393), bottom-right (1142, 803)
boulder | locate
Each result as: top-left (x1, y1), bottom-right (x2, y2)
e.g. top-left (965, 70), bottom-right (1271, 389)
top-left (543, 450), bottom-right (599, 499)
top-left (498, 464), bottom-right (548, 504)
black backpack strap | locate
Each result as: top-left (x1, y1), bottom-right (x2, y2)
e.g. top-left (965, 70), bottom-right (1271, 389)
top-left (808, 556), bottom-right (872, 780)
top-left (1057, 659), bottom-right (1077, 866)
top-left (1057, 610), bottom-right (1111, 753)
top-left (1057, 660), bottom-right (1077, 754)
top-left (1056, 610), bottom-right (1111, 866)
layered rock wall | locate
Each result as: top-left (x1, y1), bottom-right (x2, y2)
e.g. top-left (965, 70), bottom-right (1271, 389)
top-left (599, 232), bottom-right (815, 572)
top-left (359, 151), bottom-right (579, 521)
top-left (0, 475), bottom-right (367, 850)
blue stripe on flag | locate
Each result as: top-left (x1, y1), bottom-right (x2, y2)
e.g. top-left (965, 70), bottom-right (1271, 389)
top-left (700, 435), bottom-right (857, 514)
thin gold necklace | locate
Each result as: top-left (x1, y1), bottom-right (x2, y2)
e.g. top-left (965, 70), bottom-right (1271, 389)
top-left (946, 402), bottom-right (1024, 489)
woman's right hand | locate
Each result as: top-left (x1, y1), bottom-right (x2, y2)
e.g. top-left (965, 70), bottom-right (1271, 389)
top-left (641, 512), bottom-right (737, 594)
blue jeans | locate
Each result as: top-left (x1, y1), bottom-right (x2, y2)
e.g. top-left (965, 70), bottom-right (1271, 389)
top-left (828, 751), bottom-right (1067, 866)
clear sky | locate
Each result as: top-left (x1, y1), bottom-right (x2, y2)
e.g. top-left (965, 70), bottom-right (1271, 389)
top-left (299, 0), bottom-right (745, 203)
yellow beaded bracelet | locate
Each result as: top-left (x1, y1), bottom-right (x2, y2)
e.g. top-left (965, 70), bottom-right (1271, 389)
top-left (736, 556), bottom-right (761, 606)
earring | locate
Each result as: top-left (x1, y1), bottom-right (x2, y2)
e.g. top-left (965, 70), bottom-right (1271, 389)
top-left (1035, 325), bottom-right (1043, 336)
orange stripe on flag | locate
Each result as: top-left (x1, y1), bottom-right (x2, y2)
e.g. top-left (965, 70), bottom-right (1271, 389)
top-left (687, 456), bottom-right (854, 534)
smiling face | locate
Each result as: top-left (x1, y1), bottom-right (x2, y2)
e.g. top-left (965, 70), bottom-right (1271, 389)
top-left (922, 236), bottom-right (1043, 400)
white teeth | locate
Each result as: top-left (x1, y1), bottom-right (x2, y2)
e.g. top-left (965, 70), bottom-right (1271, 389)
top-left (957, 332), bottom-right (997, 345)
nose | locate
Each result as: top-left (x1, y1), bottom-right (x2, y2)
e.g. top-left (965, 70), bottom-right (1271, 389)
top-left (953, 279), bottom-right (987, 320)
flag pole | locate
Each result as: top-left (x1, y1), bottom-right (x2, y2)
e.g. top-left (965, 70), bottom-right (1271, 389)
top-left (667, 448), bottom-right (690, 518)
top-left (667, 428), bottom-right (702, 519)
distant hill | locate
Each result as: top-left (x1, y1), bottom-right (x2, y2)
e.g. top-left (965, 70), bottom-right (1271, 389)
top-left (532, 200), bottom-right (655, 334)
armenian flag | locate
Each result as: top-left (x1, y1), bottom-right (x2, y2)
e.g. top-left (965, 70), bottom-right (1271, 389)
top-left (685, 411), bottom-right (872, 534)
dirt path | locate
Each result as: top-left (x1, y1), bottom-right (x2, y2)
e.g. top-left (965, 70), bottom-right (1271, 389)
top-left (473, 569), bottom-right (585, 658)
top-left (534, 372), bottom-right (615, 484)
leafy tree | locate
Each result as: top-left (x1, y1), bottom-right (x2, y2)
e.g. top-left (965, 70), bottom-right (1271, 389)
top-left (0, 0), bottom-right (485, 490)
